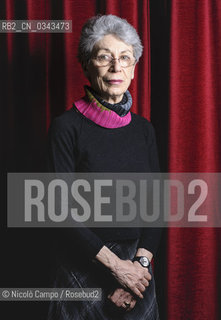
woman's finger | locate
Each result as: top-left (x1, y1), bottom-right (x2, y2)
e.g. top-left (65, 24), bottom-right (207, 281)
top-left (141, 278), bottom-right (150, 287)
top-left (126, 298), bottom-right (136, 312)
top-left (145, 271), bottom-right (152, 281)
top-left (132, 286), bottom-right (143, 299)
top-left (136, 282), bottom-right (146, 293)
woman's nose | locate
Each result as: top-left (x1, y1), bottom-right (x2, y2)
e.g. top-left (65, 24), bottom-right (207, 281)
top-left (110, 58), bottom-right (122, 72)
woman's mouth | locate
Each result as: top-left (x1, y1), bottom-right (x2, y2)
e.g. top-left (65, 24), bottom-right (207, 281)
top-left (106, 80), bottom-right (123, 84)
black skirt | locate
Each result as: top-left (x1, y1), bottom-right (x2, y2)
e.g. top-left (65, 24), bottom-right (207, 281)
top-left (48, 239), bottom-right (160, 320)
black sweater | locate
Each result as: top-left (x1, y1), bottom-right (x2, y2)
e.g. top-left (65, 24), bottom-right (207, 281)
top-left (48, 105), bottom-right (161, 259)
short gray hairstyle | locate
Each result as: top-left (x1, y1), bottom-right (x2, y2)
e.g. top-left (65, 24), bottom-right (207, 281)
top-left (78, 14), bottom-right (143, 67)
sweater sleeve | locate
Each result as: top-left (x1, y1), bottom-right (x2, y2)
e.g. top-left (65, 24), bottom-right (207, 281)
top-left (48, 115), bottom-right (104, 260)
top-left (137, 122), bottom-right (162, 257)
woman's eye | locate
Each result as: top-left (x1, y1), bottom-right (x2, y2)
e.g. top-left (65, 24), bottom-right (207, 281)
top-left (97, 55), bottom-right (111, 61)
top-left (120, 55), bottom-right (130, 61)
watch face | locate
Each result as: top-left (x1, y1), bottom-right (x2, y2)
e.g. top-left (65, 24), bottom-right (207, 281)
top-left (140, 256), bottom-right (149, 267)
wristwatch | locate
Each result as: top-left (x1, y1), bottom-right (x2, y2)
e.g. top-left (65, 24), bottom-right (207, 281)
top-left (133, 256), bottom-right (150, 268)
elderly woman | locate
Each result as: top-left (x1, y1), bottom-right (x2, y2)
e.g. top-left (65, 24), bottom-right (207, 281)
top-left (48, 14), bottom-right (161, 320)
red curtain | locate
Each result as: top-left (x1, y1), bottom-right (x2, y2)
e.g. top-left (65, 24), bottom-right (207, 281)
top-left (1, 0), bottom-right (221, 319)
top-left (168, 1), bottom-right (221, 320)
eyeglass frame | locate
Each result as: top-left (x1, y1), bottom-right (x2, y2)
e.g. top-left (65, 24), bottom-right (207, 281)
top-left (91, 54), bottom-right (137, 68)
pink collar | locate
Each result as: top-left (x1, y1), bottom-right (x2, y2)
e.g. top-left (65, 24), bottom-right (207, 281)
top-left (74, 96), bottom-right (131, 129)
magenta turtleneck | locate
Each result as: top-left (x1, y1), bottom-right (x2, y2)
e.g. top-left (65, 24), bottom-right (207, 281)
top-left (74, 87), bottom-right (132, 129)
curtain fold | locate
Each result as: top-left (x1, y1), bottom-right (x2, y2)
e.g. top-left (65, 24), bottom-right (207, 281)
top-left (168, 1), bottom-right (221, 319)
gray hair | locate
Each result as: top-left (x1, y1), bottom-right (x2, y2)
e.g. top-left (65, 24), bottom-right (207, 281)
top-left (78, 14), bottom-right (143, 67)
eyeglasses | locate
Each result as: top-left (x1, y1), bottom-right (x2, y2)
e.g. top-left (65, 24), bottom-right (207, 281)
top-left (92, 54), bottom-right (136, 68)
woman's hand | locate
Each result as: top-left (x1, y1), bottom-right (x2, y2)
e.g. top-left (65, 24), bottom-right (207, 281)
top-left (96, 246), bottom-right (151, 298)
top-left (110, 259), bottom-right (151, 298)
top-left (108, 288), bottom-right (136, 311)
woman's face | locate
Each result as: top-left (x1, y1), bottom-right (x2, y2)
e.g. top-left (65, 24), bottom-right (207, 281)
top-left (85, 34), bottom-right (136, 104)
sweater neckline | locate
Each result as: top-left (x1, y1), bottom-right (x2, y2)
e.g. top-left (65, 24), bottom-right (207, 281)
top-left (74, 87), bottom-right (132, 129)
